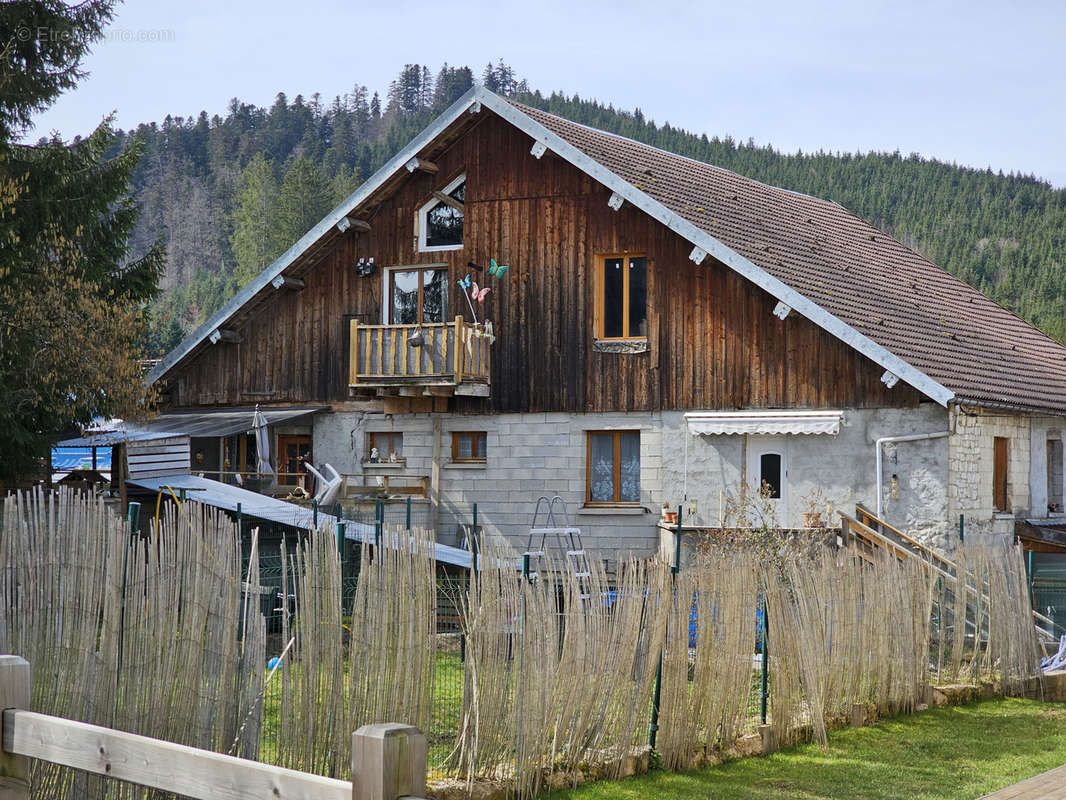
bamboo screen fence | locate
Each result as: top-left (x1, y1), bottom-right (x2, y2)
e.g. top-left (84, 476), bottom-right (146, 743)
top-left (0, 489), bottom-right (1045, 799)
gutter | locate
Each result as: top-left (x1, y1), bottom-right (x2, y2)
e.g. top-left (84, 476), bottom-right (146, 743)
top-left (875, 431), bottom-right (951, 520)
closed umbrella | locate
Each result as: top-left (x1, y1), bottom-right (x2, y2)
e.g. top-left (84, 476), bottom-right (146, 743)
top-left (253, 405), bottom-right (274, 481)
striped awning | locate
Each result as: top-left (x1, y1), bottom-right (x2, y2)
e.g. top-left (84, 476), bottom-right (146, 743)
top-left (684, 410), bottom-right (844, 436)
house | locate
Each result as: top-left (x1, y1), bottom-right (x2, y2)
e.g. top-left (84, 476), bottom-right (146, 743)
top-left (146, 85), bottom-right (1066, 563)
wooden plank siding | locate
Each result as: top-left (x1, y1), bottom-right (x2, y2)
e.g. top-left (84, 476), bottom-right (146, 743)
top-left (163, 113), bottom-right (921, 413)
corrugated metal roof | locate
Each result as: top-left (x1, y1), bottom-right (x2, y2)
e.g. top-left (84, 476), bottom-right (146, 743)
top-left (127, 475), bottom-right (472, 567)
top-left (56, 430), bottom-right (180, 447)
top-left (141, 407), bottom-right (328, 438)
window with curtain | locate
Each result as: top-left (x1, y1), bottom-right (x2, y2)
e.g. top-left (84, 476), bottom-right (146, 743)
top-left (586, 430), bottom-right (640, 504)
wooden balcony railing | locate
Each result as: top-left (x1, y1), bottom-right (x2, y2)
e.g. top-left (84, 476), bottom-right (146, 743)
top-left (349, 316), bottom-right (491, 390)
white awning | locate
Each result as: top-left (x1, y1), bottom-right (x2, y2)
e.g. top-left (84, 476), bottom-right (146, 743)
top-left (684, 410), bottom-right (844, 436)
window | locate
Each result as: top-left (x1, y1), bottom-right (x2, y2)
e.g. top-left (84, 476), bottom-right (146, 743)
top-left (368, 432), bottom-right (403, 462)
top-left (993, 436), bottom-right (1009, 512)
top-left (586, 431), bottom-right (640, 504)
top-left (388, 266), bottom-right (448, 325)
top-left (451, 432), bottom-right (487, 463)
top-left (760, 453), bottom-right (782, 499)
top-left (277, 435), bottom-right (312, 486)
top-left (1048, 439), bottom-right (1063, 512)
top-left (417, 174), bottom-right (465, 251)
top-left (596, 254), bottom-right (647, 339)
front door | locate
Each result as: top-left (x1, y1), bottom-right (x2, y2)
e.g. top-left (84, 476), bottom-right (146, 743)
top-left (746, 436), bottom-right (788, 526)
top-left (277, 435), bottom-right (312, 489)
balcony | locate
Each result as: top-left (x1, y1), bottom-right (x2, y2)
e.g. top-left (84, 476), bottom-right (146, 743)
top-left (348, 316), bottom-right (491, 396)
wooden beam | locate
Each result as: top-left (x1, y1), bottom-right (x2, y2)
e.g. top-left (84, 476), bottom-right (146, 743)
top-left (607, 192), bottom-right (624, 211)
top-left (432, 191), bottom-right (464, 212)
top-left (0, 657), bottom-right (30, 800)
top-left (454, 384), bottom-right (490, 397)
top-left (772, 301), bottom-right (791, 320)
top-left (398, 387), bottom-right (422, 397)
top-left (271, 275), bottom-right (306, 291)
top-left (423, 385), bottom-right (455, 397)
top-left (530, 141), bottom-right (548, 159)
top-left (689, 246), bottom-right (708, 265)
top-left (208, 329), bottom-right (240, 344)
top-left (3, 709), bottom-right (350, 800)
top-left (337, 216), bottom-right (371, 233)
top-left (351, 724), bottom-right (426, 800)
top-left (404, 157), bottom-right (439, 174)
top-left (881, 370), bottom-right (900, 389)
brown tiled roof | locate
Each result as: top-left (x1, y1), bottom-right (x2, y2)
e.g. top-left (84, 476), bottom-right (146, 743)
top-left (513, 101), bottom-right (1066, 415)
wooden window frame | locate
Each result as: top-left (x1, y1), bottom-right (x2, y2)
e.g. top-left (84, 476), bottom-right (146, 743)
top-left (993, 436), bottom-right (1009, 512)
top-left (594, 253), bottom-right (647, 341)
top-left (367, 432), bottom-right (404, 463)
top-left (585, 430), bottom-right (641, 506)
top-left (417, 173), bottom-right (466, 253)
top-left (384, 265), bottom-right (448, 325)
top-left (451, 431), bottom-right (487, 463)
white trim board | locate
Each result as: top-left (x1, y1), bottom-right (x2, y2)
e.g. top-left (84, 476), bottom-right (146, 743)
top-left (148, 85), bottom-right (954, 408)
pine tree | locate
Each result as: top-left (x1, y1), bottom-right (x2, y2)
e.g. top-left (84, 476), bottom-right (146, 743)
top-left (230, 153), bottom-right (280, 286)
top-left (0, 0), bottom-right (165, 482)
top-left (271, 155), bottom-right (331, 250)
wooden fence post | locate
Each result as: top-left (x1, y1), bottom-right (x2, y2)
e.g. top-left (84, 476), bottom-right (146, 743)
top-left (0, 656), bottom-right (31, 799)
top-left (351, 723), bottom-right (426, 800)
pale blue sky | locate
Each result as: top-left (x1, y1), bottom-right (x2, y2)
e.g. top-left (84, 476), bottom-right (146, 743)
top-left (26, 0), bottom-right (1066, 187)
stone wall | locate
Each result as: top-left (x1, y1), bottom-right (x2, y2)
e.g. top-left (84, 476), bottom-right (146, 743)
top-left (312, 405), bottom-right (954, 561)
top-left (947, 405), bottom-right (1048, 544)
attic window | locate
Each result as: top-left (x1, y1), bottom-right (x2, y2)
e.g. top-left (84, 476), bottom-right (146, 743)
top-left (418, 174), bottom-right (465, 252)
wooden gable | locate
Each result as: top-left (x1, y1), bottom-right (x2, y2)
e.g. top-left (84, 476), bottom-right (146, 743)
top-left (163, 113), bottom-right (921, 413)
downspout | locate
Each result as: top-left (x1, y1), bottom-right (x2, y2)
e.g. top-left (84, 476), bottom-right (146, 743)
top-left (875, 431), bottom-right (951, 520)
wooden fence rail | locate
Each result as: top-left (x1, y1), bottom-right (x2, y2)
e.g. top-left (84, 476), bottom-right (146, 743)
top-left (0, 656), bottom-right (426, 800)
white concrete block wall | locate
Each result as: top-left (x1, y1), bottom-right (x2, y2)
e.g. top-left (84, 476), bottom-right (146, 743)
top-left (312, 405), bottom-right (961, 561)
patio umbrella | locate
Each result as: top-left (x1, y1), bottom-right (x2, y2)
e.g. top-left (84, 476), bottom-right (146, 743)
top-left (253, 405), bottom-right (273, 479)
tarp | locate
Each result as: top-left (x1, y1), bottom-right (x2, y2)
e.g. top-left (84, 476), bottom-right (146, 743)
top-left (684, 410), bottom-right (844, 436)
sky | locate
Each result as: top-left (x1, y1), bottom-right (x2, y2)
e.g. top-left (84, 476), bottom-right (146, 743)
top-left (25, 0), bottom-right (1066, 188)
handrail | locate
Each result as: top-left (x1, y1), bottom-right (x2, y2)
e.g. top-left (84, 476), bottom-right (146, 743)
top-left (841, 511), bottom-right (1063, 638)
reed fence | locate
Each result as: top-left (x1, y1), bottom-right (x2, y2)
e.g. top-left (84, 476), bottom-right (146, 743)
top-left (0, 489), bottom-right (1045, 799)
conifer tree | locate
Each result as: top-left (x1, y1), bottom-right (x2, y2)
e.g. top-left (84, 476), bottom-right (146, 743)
top-left (0, 0), bottom-right (165, 482)
top-left (230, 153), bottom-right (280, 286)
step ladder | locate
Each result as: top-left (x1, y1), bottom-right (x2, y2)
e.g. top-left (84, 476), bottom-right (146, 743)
top-left (524, 495), bottom-right (591, 587)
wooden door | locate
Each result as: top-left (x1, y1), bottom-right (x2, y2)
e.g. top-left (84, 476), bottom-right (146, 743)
top-left (277, 435), bottom-right (312, 489)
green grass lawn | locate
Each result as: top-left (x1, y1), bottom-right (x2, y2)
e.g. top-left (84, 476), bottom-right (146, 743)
top-left (545, 699), bottom-right (1066, 800)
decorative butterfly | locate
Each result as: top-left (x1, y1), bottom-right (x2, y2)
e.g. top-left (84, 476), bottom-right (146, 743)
top-left (471, 282), bottom-right (491, 302)
top-left (457, 273), bottom-right (472, 291)
top-left (489, 258), bottom-right (509, 278)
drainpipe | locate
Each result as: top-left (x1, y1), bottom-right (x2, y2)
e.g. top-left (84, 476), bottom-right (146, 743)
top-left (875, 431), bottom-right (951, 520)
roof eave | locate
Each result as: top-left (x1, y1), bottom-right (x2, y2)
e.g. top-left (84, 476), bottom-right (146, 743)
top-left (479, 91), bottom-right (954, 407)
top-left (147, 85), bottom-right (485, 386)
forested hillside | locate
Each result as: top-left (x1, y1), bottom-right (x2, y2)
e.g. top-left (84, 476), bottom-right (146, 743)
top-left (117, 60), bottom-right (1066, 355)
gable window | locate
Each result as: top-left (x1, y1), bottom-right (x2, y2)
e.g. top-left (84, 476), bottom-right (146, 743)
top-left (368, 432), bottom-right (403, 463)
top-left (451, 432), bottom-right (487, 463)
top-left (418, 174), bottom-right (465, 251)
top-left (388, 266), bottom-right (448, 324)
top-left (993, 436), bottom-right (1009, 512)
top-left (586, 430), bottom-right (640, 504)
top-left (596, 254), bottom-right (647, 339)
